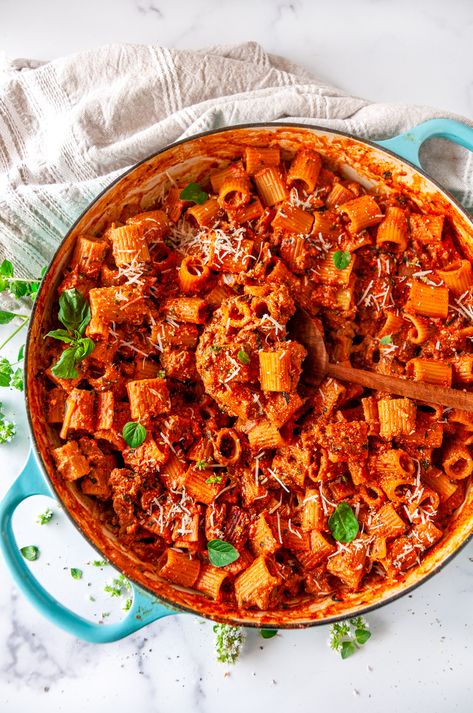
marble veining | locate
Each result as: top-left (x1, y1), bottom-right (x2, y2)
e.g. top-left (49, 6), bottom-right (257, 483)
top-left (1, 1), bottom-right (473, 711)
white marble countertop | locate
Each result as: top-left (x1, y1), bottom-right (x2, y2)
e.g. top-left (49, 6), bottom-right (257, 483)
top-left (1, 1), bottom-right (473, 712)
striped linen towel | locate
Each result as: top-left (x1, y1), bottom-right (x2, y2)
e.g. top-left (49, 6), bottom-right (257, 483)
top-left (0, 41), bottom-right (472, 276)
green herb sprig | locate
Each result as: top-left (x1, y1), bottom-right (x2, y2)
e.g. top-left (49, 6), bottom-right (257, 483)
top-left (0, 260), bottom-right (44, 299)
top-left (46, 289), bottom-right (95, 379)
top-left (214, 623), bottom-right (244, 664)
top-left (329, 616), bottom-right (371, 659)
top-left (0, 261), bottom-right (45, 401)
top-left (0, 402), bottom-right (16, 444)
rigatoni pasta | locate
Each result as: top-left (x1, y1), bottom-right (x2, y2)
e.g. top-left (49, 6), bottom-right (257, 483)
top-left (41, 137), bottom-right (472, 614)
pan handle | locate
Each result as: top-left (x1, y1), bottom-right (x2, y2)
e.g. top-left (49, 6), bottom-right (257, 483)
top-left (376, 118), bottom-right (473, 168)
top-left (0, 449), bottom-right (176, 643)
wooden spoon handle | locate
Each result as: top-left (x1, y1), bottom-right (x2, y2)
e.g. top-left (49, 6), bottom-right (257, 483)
top-left (327, 363), bottom-right (473, 412)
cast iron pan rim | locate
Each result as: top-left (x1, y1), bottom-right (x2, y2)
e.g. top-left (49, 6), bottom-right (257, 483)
top-left (24, 121), bottom-right (473, 629)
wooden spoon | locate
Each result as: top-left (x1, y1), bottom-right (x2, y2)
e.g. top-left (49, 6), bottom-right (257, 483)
top-left (290, 309), bottom-right (473, 412)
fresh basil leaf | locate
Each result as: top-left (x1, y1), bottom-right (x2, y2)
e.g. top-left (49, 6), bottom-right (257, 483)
top-left (70, 568), bottom-right (83, 580)
top-left (328, 502), bottom-right (359, 543)
top-left (0, 259), bottom-right (14, 277)
top-left (341, 640), bottom-right (357, 659)
top-left (354, 628), bottom-right (371, 645)
top-left (17, 344), bottom-right (25, 361)
top-left (20, 545), bottom-right (39, 561)
top-left (379, 335), bottom-right (393, 345)
top-left (260, 629), bottom-right (278, 639)
top-left (0, 310), bottom-right (17, 325)
top-left (0, 277), bottom-right (7, 292)
top-left (332, 250), bottom-right (351, 270)
top-left (207, 539), bottom-right (240, 568)
top-left (11, 368), bottom-right (23, 392)
top-left (179, 182), bottom-right (209, 205)
top-left (237, 349), bottom-right (250, 365)
top-left (51, 346), bottom-right (80, 379)
top-left (122, 421), bottom-right (147, 448)
top-left (41, 266), bottom-right (47, 277)
top-left (74, 337), bottom-right (95, 361)
top-left (58, 289), bottom-right (91, 334)
top-left (45, 329), bottom-right (75, 343)
top-left (0, 358), bottom-right (13, 387)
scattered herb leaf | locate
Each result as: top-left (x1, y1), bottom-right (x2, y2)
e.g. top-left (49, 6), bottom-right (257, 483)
top-left (20, 545), bottom-right (39, 561)
top-left (37, 508), bottom-right (53, 525)
top-left (180, 182), bottom-right (208, 205)
top-left (92, 559), bottom-right (108, 567)
top-left (122, 421), bottom-right (147, 448)
top-left (207, 539), bottom-right (240, 568)
top-left (237, 349), bottom-right (250, 365)
top-left (104, 575), bottom-right (131, 598)
top-left (206, 474), bottom-right (223, 484)
top-left (379, 335), bottom-right (393, 345)
top-left (70, 568), bottom-right (83, 580)
top-left (260, 629), bottom-right (278, 639)
top-left (195, 459), bottom-right (208, 470)
top-left (328, 502), bottom-right (359, 543)
top-left (332, 250), bottom-right (351, 270)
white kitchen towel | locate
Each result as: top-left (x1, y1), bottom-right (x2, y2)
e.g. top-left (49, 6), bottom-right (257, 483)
top-left (0, 41), bottom-right (472, 276)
